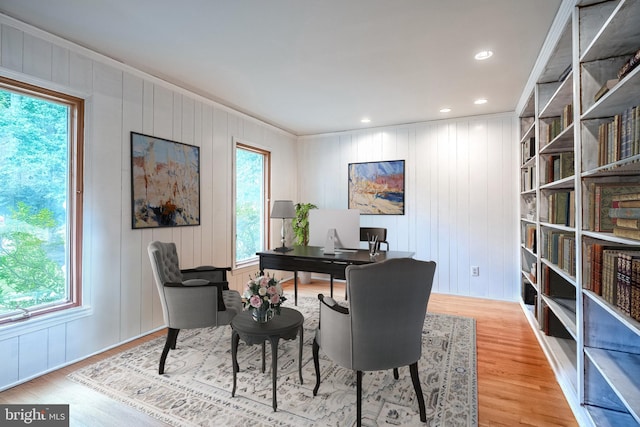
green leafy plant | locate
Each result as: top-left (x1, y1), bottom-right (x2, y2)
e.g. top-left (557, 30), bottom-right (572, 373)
top-left (292, 203), bottom-right (317, 246)
top-left (0, 202), bottom-right (65, 311)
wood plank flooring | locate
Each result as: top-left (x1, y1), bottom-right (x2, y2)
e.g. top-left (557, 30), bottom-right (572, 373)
top-left (0, 280), bottom-right (578, 426)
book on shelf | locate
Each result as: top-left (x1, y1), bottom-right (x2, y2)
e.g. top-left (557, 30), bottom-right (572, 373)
top-left (546, 152), bottom-right (574, 183)
top-left (542, 264), bottom-right (575, 301)
top-left (609, 207), bottom-right (640, 219)
top-left (615, 200), bottom-right (640, 208)
top-left (616, 251), bottom-right (640, 318)
top-left (587, 245), bottom-right (640, 320)
top-left (585, 244), bottom-right (627, 300)
top-left (594, 79), bottom-right (619, 102)
top-left (616, 218), bottom-right (640, 229)
top-left (589, 182), bottom-right (640, 232)
top-left (522, 137), bottom-right (535, 164)
top-left (521, 165), bottom-right (536, 192)
top-left (596, 105), bottom-right (639, 166)
top-left (561, 104), bottom-right (573, 129)
top-left (617, 47), bottom-right (640, 80)
top-left (546, 117), bottom-right (563, 143)
top-left (547, 191), bottom-right (575, 227)
top-left (603, 249), bottom-right (619, 304)
top-left (543, 305), bottom-right (573, 339)
top-left (613, 226), bottom-right (640, 241)
top-left (633, 258), bottom-right (640, 321)
top-left (543, 230), bottom-right (575, 276)
top-left (524, 223), bottom-right (537, 252)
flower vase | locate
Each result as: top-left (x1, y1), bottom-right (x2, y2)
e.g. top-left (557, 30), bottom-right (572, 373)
top-left (252, 306), bottom-right (274, 323)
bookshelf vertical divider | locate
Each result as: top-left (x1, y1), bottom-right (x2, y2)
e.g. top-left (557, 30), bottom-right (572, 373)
top-left (518, 1), bottom-right (640, 426)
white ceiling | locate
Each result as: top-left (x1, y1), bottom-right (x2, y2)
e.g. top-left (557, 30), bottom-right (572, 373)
top-left (0, 0), bottom-right (562, 136)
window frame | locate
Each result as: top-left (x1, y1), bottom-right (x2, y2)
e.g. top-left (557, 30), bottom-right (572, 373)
top-left (233, 140), bottom-right (271, 268)
top-left (0, 76), bottom-right (84, 324)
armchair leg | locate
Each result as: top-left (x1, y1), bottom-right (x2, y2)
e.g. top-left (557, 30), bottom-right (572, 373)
top-left (393, 367), bottom-right (399, 380)
top-left (410, 362), bottom-right (426, 422)
top-left (312, 337), bottom-right (321, 395)
top-left (170, 329), bottom-right (180, 349)
top-left (357, 370), bottom-right (363, 427)
top-left (159, 328), bottom-right (179, 375)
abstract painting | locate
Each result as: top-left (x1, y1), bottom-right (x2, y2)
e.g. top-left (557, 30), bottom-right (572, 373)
top-left (348, 160), bottom-right (405, 215)
top-left (131, 132), bottom-right (200, 228)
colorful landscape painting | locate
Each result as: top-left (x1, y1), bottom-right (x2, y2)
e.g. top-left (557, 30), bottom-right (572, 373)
top-left (348, 160), bottom-right (405, 215)
top-left (131, 132), bottom-right (200, 228)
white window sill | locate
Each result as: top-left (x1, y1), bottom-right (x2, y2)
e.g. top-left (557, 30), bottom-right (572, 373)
top-left (0, 305), bottom-right (93, 341)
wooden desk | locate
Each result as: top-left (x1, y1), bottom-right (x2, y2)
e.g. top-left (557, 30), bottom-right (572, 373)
top-left (257, 246), bottom-right (414, 305)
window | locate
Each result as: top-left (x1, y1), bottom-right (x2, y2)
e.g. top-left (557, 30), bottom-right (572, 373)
top-left (234, 142), bottom-right (270, 266)
top-left (0, 77), bottom-right (83, 324)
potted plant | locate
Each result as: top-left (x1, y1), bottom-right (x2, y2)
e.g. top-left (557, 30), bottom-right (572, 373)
top-left (292, 202), bottom-right (317, 284)
top-left (292, 202), bottom-right (318, 246)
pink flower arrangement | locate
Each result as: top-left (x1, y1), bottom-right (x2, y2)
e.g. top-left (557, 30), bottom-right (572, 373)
top-left (243, 274), bottom-right (286, 314)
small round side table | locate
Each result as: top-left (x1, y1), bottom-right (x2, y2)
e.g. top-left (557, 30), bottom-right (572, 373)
top-left (230, 306), bottom-right (304, 411)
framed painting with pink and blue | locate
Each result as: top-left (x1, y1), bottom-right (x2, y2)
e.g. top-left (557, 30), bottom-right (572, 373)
top-left (348, 160), bottom-right (405, 215)
top-left (131, 132), bottom-right (200, 228)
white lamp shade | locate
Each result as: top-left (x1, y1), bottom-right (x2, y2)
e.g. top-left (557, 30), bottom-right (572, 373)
top-left (271, 200), bottom-right (295, 218)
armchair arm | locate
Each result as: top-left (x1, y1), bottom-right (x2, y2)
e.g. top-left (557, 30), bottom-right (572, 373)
top-left (164, 279), bottom-right (227, 311)
top-left (318, 294), bottom-right (349, 314)
top-left (161, 283), bottom-right (223, 329)
top-left (181, 266), bottom-right (231, 288)
top-left (316, 293), bottom-right (352, 369)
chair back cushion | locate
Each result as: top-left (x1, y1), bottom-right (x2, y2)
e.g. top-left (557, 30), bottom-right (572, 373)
top-left (148, 241), bottom-right (183, 285)
top-left (346, 257), bottom-right (436, 371)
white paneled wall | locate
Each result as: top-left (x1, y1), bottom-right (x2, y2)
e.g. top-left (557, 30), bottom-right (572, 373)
top-left (297, 116), bottom-right (519, 301)
top-left (0, 16), bottom-right (296, 390)
top-left (0, 12), bottom-right (521, 392)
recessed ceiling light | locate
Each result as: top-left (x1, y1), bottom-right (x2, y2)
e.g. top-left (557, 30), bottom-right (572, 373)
top-left (439, 107), bottom-right (452, 113)
top-left (474, 98), bottom-right (488, 105)
top-left (361, 118), bottom-right (371, 123)
top-left (474, 50), bottom-right (493, 60)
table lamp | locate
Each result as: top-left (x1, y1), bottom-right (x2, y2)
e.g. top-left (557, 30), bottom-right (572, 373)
top-left (271, 200), bottom-right (296, 252)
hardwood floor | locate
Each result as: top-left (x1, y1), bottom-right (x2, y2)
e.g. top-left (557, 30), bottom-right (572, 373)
top-left (0, 280), bottom-right (578, 426)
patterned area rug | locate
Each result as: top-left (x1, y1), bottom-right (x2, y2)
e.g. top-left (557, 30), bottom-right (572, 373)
top-left (69, 297), bottom-right (477, 426)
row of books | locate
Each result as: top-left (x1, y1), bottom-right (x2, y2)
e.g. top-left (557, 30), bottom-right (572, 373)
top-left (584, 244), bottom-right (640, 322)
top-left (545, 152), bottom-right (574, 184)
top-left (544, 105), bottom-right (573, 145)
top-left (617, 47), bottom-right (640, 81)
top-left (543, 230), bottom-right (576, 276)
top-left (588, 182), bottom-right (640, 232)
top-left (547, 190), bottom-right (575, 227)
top-left (596, 104), bottom-right (640, 167)
top-left (523, 223), bottom-right (536, 252)
top-left (542, 264), bottom-right (575, 301)
top-left (610, 193), bottom-right (640, 241)
top-left (521, 165), bottom-right (536, 192)
top-left (521, 137), bottom-right (535, 165)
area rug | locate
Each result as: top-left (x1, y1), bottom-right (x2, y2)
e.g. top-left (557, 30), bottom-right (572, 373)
top-left (69, 297), bottom-right (477, 426)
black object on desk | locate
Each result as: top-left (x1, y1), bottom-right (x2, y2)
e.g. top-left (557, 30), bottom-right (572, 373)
top-left (257, 245), bottom-right (414, 305)
top-left (230, 307), bottom-right (304, 412)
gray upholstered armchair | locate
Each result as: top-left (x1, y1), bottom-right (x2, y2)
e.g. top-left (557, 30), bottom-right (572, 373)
top-left (312, 257), bottom-right (436, 426)
top-left (147, 241), bottom-right (243, 374)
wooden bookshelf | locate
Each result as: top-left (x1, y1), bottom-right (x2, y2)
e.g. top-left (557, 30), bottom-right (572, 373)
top-left (518, 1), bottom-right (640, 425)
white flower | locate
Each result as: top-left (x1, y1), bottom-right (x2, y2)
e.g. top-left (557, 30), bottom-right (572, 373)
top-left (275, 283), bottom-right (283, 295)
top-left (258, 287), bottom-right (267, 296)
top-left (243, 289), bottom-right (253, 299)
